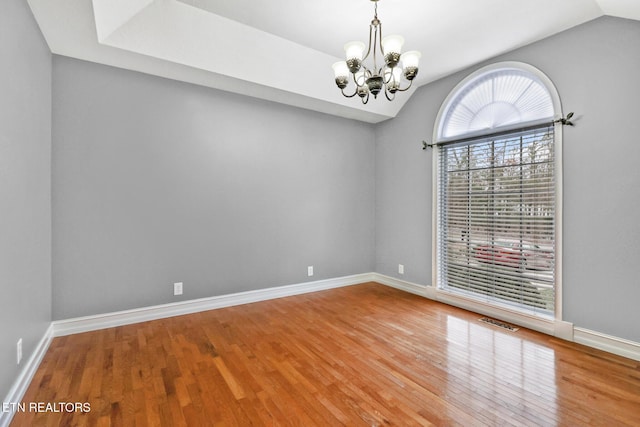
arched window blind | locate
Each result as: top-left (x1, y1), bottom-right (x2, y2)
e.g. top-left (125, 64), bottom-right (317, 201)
top-left (439, 68), bottom-right (554, 140)
top-left (436, 64), bottom-right (559, 317)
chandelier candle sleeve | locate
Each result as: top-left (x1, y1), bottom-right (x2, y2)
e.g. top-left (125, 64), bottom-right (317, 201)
top-left (331, 0), bottom-right (420, 104)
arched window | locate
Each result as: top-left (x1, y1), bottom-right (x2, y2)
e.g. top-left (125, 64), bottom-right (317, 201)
top-left (433, 62), bottom-right (562, 320)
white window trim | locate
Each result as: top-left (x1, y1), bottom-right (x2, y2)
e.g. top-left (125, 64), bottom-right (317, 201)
top-left (430, 62), bottom-right (568, 335)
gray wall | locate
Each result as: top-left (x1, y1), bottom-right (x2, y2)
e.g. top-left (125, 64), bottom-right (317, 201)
top-left (52, 57), bottom-right (375, 319)
top-left (0, 0), bottom-right (52, 399)
top-left (375, 16), bottom-right (640, 342)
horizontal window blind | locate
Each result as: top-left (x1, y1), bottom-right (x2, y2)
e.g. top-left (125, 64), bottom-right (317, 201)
top-left (437, 125), bottom-right (555, 316)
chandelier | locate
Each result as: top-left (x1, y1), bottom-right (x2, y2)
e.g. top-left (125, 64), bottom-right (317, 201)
top-left (332, 0), bottom-right (421, 104)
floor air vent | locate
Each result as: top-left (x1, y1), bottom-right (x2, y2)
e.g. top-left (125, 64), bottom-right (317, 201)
top-left (479, 317), bottom-right (519, 332)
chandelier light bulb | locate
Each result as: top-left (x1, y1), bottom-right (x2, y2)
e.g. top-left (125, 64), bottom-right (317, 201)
top-left (344, 41), bottom-right (366, 60)
top-left (401, 50), bottom-right (421, 80)
top-left (400, 50), bottom-right (421, 69)
top-left (332, 61), bottom-right (349, 78)
top-left (332, 61), bottom-right (350, 89)
top-left (344, 41), bottom-right (365, 73)
top-left (381, 35), bottom-right (404, 67)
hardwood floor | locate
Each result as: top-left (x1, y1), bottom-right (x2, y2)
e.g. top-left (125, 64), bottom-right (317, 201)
top-left (11, 282), bottom-right (640, 426)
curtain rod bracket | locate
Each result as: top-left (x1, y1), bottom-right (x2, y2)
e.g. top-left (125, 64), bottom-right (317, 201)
top-left (554, 112), bottom-right (575, 126)
top-left (422, 140), bottom-right (435, 150)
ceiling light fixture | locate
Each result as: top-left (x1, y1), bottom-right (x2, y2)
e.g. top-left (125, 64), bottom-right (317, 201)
top-left (332, 0), bottom-right (421, 104)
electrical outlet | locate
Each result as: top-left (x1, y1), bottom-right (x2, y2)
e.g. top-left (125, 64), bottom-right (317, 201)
top-left (17, 338), bottom-right (22, 365)
top-left (307, 266), bottom-right (314, 277)
top-left (174, 282), bottom-right (183, 296)
top-left (398, 264), bottom-right (405, 275)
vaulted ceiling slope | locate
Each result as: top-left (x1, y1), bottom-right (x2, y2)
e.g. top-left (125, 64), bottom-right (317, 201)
top-left (27, 0), bottom-right (640, 123)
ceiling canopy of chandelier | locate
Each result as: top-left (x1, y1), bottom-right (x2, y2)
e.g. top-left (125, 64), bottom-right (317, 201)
top-left (332, 0), bottom-right (421, 104)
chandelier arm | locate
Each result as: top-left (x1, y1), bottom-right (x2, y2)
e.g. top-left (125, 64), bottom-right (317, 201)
top-left (382, 66), bottom-right (393, 84)
top-left (394, 79), bottom-right (414, 92)
top-left (352, 67), bottom-right (372, 88)
top-left (340, 87), bottom-right (359, 98)
top-left (361, 92), bottom-right (370, 104)
top-left (363, 0), bottom-right (378, 63)
top-left (372, 24), bottom-right (379, 72)
top-left (384, 86), bottom-right (395, 101)
top-left (378, 19), bottom-right (384, 56)
top-left (362, 23), bottom-right (374, 62)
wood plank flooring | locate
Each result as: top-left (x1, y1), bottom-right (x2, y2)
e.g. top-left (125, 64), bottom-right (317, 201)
top-left (10, 282), bottom-right (640, 426)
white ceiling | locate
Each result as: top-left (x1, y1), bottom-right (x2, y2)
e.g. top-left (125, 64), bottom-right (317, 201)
top-left (27, 0), bottom-right (640, 123)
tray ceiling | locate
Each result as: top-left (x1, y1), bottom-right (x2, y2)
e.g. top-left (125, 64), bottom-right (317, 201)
top-left (27, 0), bottom-right (640, 123)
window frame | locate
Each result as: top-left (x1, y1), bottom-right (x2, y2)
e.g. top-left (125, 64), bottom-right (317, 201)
top-left (431, 62), bottom-right (565, 328)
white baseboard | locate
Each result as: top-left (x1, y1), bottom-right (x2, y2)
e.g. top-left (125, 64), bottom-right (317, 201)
top-left (0, 324), bottom-right (54, 427)
top-left (372, 273), bottom-right (637, 361)
top-left (373, 273), bottom-right (558, 335)
top-left (553, 319), bottom-right (575, 341)
top-left (371, 273), bottom-right (430, 297)
top-left (574, 327), bottom-right (640, 362)
top-left (53, 273), bottom-right (376, 337)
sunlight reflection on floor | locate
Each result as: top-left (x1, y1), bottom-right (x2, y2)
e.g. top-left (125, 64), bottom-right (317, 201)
top-left (445, 315), bottom-right (558, 425)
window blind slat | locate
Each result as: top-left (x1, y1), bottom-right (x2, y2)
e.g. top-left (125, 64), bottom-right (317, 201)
top-left (438, 126), bottom-right (555, 316)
